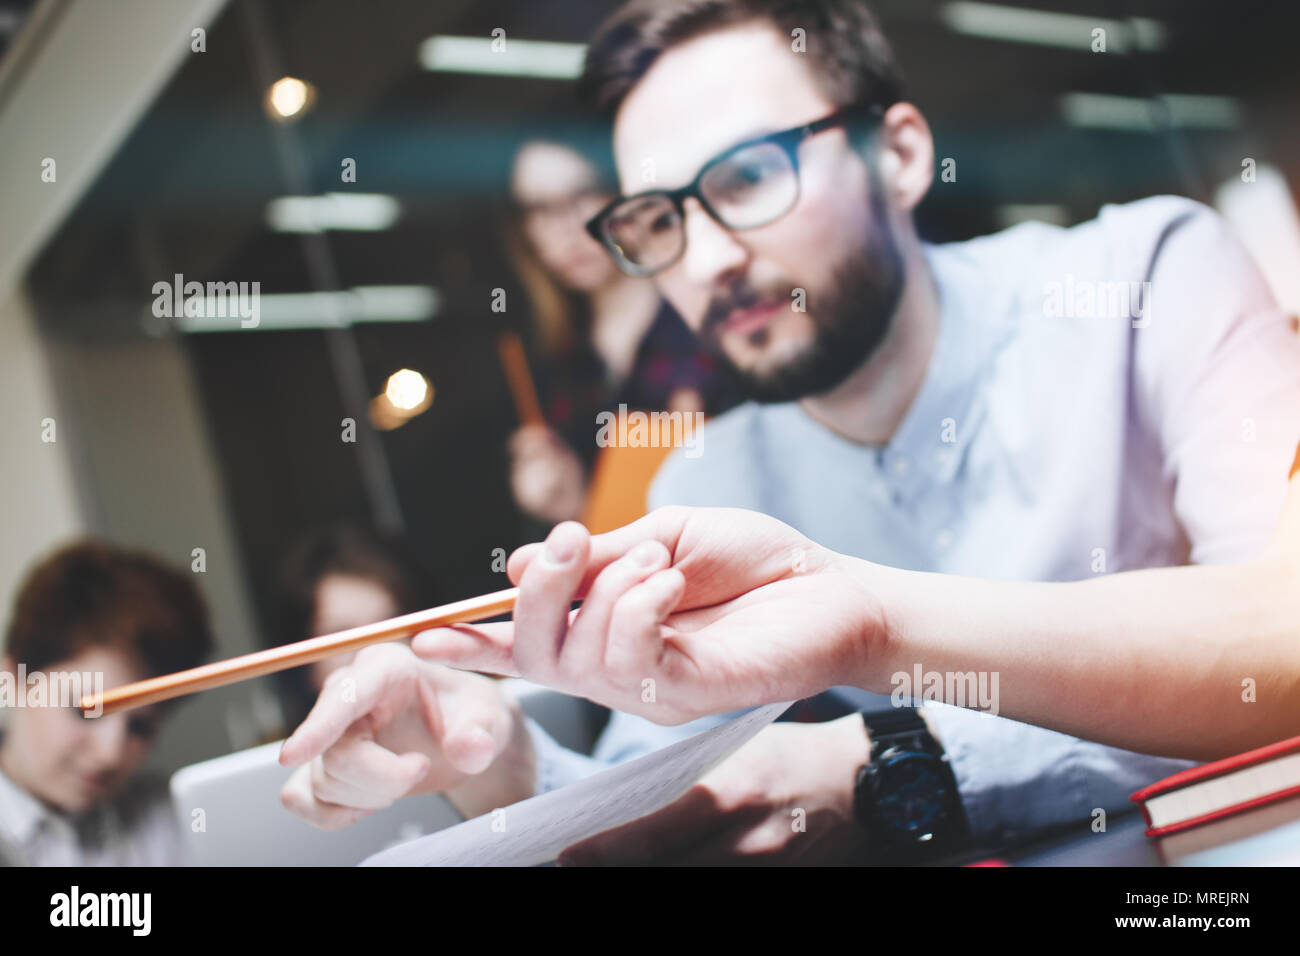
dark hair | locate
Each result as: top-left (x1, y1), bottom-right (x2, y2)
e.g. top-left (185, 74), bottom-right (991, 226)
top-left (272, 525), bottom-right (428, 727)
top-left (578, 0), bottom-right (905, 118)
top-left (506, 136), bottom-right (612, 358)
top-left (275, 525), bottom-right (424, 647)
top-left (5, 541), bottom-right (213, 676)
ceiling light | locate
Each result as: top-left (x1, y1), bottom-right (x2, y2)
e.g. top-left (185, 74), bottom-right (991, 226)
top-left (385, 369), bottom-right (430, 411)
top-left (1061, 92), bottom-right (1241, 131)
top-left (418, 35), bottom-right (585, 79)
top-left (941, 3), bottom-right (1165, 53)
top-left (266, 76), bottom-right (315, 120)
top-left (171, 285), bottom-right (439, 332)
top-left (266, 193), bottom-right (402, 233)
top-left (371, 369), bottom-right (433, 430)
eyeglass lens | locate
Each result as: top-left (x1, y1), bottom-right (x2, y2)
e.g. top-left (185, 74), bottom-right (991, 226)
top-left (602, 139), bottom-right (799, 272)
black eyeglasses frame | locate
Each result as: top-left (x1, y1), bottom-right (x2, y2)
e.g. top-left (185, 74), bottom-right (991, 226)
top-left (585, 103), bottom-right (887, 277)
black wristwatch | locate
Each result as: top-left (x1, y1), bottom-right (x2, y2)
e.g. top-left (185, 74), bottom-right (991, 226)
top-left (853, 708), bottom-right (969, 862)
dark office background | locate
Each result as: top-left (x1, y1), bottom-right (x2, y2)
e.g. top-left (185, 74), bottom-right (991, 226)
top-left (6, 0), bottom-right (1299, 764)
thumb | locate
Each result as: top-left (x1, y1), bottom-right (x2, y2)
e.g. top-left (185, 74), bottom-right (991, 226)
top-left (507, 507), bottom-right (689, 590)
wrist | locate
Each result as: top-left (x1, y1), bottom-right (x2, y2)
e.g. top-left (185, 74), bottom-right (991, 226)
top-left (824, 712), bottom-right (873, 817)
top-left (840, 555), bottom-right (911, 696)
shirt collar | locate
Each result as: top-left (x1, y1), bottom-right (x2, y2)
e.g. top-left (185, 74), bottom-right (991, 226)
top-left (0, 754), bottom-right (54, 849)
top-left (877, 240), bottom-right (1015, 492)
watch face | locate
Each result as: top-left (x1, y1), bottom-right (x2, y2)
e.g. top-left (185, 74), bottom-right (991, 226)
top-left (875, 752), bottom-right (948, 838)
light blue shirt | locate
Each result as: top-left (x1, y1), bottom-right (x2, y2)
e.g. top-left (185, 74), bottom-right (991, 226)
top-left (525, 196), bottom-right (1300, 845)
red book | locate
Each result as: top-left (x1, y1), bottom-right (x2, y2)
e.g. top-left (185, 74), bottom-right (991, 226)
top-left (1131, 735), bottom-right (1300, 838)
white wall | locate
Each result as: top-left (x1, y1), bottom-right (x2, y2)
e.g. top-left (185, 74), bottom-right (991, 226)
top-left (45, 324), bottom-right (277, 767)
top-left (0, 0), bottom-right (230, 303)
top-left (0, 283), bottom-right (85, 619)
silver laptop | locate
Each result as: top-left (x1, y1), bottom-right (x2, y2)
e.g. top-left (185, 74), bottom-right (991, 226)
top-left (170, 740), bottom-right (462, 866)
top-left (169, 681), bottom-right (602, 866)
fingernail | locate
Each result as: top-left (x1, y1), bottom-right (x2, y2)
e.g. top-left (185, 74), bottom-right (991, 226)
top-left (542, 523), bottom-right (582, 566)
top-left (458, 727), bottom-right (495, 772)
top-left (629, 540), bottom-right (663, 568)
top-left (410, 629), bottom-right (443, 653)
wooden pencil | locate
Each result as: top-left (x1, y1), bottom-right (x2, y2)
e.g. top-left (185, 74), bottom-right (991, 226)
top-left (79, 587), bottom-right (520, 717)
top-left (496, 330), bottom-right (545, 426)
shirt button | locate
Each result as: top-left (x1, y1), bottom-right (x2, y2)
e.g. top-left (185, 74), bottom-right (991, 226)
top-left (892, 456), bottom-right (910, 475)
top-left (936, 529), bottom-right (954, 550)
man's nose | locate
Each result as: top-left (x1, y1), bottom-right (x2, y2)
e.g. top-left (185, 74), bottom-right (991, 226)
top-left (679, 197), bottom-right (749, 289)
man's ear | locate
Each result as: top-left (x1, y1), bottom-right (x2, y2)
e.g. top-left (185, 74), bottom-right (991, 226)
top-left (875, 102), bottom-right (934, 214)
top-left (1, 655), bottom-right (13, 678)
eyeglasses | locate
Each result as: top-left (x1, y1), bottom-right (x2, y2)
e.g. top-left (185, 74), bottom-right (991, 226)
top-left (585, 104), bottom-right (884, 277)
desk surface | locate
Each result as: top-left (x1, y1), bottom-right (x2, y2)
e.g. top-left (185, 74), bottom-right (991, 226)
top-left (1005, 796), bottom-right (1300, 866)
top-left (1004, 812), bottom-right (1160, 866)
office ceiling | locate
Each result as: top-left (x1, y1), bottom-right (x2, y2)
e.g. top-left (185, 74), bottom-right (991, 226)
top-left (25, 0), bottom-right (1300, 331)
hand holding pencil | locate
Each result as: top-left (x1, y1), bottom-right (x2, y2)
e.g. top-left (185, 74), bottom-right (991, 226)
top-left (410, 507), bottom-right (879, 724)
top-left (83, 506), bottom-right (876, 729)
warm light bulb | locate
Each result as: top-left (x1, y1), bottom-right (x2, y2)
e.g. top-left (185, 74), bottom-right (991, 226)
top-left (385, 369), bottom-right (429, 411)
top-left (267, 77), bottom-right (313, 119)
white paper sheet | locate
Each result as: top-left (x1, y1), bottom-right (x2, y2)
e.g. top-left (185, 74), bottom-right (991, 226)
top-left (360, 701), bottom-right (791, 866)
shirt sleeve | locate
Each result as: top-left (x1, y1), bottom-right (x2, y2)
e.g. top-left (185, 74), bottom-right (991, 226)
top-left (934, 202), bottom-right (1300, 844)
top-left (1131, 200), bottom-right (1300, 564)
top-left (524, 717), bottom-right (610, 795)
top-left (923, 704), bottom-right (1195, 843)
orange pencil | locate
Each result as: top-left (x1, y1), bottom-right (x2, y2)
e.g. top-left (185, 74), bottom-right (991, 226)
top-left (80, 587), bottom-right (520, 717)
top-left (496, 331), bottom-right (545, 426)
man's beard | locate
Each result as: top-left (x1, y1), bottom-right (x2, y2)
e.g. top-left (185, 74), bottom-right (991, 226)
top-left (701, 187), bottom-right (906, 404)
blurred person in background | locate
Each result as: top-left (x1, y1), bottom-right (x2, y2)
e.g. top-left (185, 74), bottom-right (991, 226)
top-left (505, 136), bottom-right (738, 527)
top-left (271, 525), bottom-right (432, 731)
top-left (0, 542), bottom-right (213, 866)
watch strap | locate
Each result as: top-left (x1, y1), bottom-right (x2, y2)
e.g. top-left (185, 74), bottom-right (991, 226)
top-left (861, 706), bottom-right (929, 746)
top-left (856, 708), bottom-right (971, 859)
